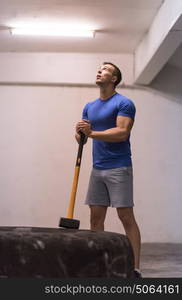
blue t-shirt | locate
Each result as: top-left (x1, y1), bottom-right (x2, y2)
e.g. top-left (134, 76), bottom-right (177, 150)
top-left (82, 93), bottom-right (136, 169)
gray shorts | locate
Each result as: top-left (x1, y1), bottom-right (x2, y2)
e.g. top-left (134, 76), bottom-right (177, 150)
top-left (85, 166), bottom-right (133, 208)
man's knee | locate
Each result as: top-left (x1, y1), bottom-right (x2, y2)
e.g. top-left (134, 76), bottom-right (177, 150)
top-left (90, 213), bottom-right (104, 227)
top-left (89, 205), bottom-right (107, 230)
top-left (117, 207), bottom-right (135, 226)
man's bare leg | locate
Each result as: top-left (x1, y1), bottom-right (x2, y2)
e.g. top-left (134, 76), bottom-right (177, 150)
top-left (117, 207), bottom-right (141, 269)
top-left (89, 205), bottom-right (108, 231)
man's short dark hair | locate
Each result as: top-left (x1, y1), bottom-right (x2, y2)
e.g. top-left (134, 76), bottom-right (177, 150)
top-left (103, 62), bottom-right (122, 87)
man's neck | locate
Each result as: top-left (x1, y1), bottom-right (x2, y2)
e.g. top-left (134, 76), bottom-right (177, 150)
top-left (99, 86), bottom-right (116, 100)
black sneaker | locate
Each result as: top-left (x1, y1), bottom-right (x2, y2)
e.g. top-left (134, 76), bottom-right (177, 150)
top-left (133, 269), bottom-right (142, 278)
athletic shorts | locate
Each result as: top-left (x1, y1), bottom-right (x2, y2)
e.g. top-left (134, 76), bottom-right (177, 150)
top-left (85, 166), bottom-right (134, 208)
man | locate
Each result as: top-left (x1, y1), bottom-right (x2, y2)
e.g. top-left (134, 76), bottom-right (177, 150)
top-left (75, 62), bottom-right (141, 278)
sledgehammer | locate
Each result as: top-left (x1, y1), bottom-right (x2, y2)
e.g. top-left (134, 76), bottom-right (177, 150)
top-left (59, 132), bottom-right (85, 229)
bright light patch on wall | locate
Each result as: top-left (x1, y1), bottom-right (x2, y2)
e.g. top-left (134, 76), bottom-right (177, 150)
top-left (10, 27), bottom-right (95, 38)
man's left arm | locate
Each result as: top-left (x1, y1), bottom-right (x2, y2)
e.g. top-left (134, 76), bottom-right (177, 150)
top-left (80, 116), bottom-right (134, 142)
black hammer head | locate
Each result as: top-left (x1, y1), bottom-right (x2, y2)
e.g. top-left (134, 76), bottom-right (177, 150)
top-left (59, 217), bottom-right (80, 229)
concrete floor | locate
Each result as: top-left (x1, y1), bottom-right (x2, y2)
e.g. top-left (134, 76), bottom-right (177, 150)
top-left (140, 243), bottom-right (182, 278)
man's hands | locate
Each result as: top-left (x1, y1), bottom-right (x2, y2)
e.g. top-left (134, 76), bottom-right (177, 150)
top-left (76, 120), bottom-right (92, 137)
top-left (75, 120), bottom-right (91, 144)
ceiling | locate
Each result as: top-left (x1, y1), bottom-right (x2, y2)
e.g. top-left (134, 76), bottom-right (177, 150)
top-left (0, 0), bottom-right (182, 85)
top-left (0, 0), bottom-right (165, 53)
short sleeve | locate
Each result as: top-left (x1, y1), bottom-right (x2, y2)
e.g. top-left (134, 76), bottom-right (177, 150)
top-left (82, 103), bottom-right (90, 121)
top-left (117, 99), bottom-right (136, 120)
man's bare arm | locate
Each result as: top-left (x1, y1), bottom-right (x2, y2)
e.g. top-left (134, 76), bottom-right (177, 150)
top-left (78, 116), bottom-right (134, 142)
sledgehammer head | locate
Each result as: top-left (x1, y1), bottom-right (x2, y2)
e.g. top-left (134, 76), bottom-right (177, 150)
top-left (59, 217), bottom-right (80, 229)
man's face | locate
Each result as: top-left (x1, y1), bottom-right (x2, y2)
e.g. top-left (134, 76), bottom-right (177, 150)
top-left (96, 64), bottom-right (116, 87)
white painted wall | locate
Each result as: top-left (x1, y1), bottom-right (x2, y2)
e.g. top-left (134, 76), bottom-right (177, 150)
top-left (124, 86), bottom-right (182, 243)
top-left (0, 52), bottom-right (134, 85)
top-left (0, 54), bottom-right (181, 243)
